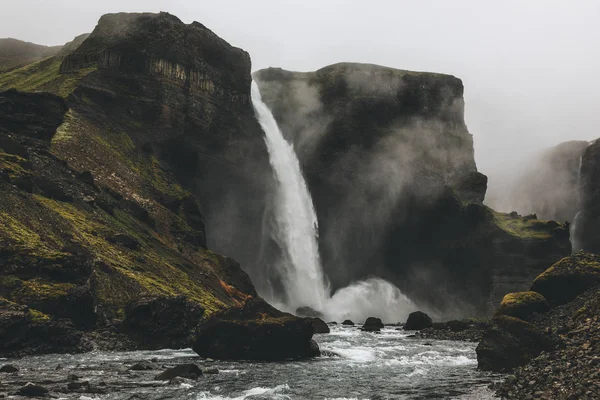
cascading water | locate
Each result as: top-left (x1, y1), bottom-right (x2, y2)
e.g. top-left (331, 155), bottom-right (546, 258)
top-left (251, 81), bottom-right (329, 312)
top-left (571, 155), bottom-right (584, 252)
top-left (251, 81), bottom-right (416, 322)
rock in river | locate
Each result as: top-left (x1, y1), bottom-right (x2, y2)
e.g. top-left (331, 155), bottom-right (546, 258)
top-left (193, 299), bottom-right (319, 360)
top-left (362, 317), bottom-right (384, 332)
top-left (405, 311), bottom-right (433, 330)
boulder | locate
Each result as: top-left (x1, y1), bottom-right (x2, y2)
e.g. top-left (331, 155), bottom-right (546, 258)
top-left (495, 291), bottom-right (550, 321)
top-left (122, 296), bottom-right (205, 349)
top-left (405, 311), bottom-right (433, 331)
top-left (476, 315), bottom-right (554, 372)
top-left (362, 317), bottom-right (384, 332)
top-left (307, 317), bottom-right (330, 334)
top-left (296, 306), bottom-right (324, 319)
top-left (192, 299), bottom-right (319, 361)
top-left (16, 383), bottom-right (49, 397)
top-left (129, 362), bottom-right (153, 371)
top-left (155, 364), bottom-right (203, 381)
top-left (0, 364), bottom-right (19, 373)
top-left (531, 252), bottom-right (600, 306)
top-left (341, 320), bottom-right (354, 326)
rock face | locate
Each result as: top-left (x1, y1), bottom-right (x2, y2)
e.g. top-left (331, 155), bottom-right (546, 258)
top-left (494, 291), bottom-right (550, 321)
top-left (573, 139), bottom-right (600, 253)
top-left (405, 311), bottom-right (433, 330)
top-left (255, 64), bottom-right (571, 317)
top-left (122, 296), bottom-right (205, 349)
top-left (193, 299), bottom-right (319, 360)
top-left (531, 252), bottom-right (600, 306)
top-left (0, 12), bottom-right (302, 357)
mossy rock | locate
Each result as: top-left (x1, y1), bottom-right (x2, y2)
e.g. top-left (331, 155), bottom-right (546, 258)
top-left (495, 291), bottom-right (549, 321)
top-left (531, 251), bottom-right (600, 306)
top-left (476, 315), bottom-right (553, 372)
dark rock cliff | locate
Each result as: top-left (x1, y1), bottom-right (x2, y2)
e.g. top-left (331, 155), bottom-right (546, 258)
top-left (573, 139), bottom-right (600, 253)
top-left (255, 64), bottom-right (570, 316)
top-left (0, 12), bottom-right (299, 357)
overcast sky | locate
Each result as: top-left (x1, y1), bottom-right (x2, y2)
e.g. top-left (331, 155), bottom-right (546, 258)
top-left (2, 0), bottom-right (599, 208)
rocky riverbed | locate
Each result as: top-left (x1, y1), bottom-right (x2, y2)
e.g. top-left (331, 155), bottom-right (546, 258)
top-left (0, 325), bottom-right (501, 399)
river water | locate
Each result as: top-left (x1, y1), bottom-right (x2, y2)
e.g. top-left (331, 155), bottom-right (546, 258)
top-left (0, 325), bottom-right (500, 399)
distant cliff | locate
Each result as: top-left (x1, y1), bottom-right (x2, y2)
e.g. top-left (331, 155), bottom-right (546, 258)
top-left (255, 64), bottom-right (570, 316)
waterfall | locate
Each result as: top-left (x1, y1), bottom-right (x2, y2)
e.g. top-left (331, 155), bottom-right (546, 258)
top-left (251, 81), bottom-right (416, 322)
top-left (251, 81), bottom-right (329, 312)
top-left (571, 156), bottom-right (584, 252)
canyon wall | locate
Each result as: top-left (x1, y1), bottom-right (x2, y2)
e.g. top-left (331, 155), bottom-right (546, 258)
top-left (255, 64), bottom-right (571, 316)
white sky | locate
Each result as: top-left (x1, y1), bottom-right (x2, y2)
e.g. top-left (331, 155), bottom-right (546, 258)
top-left (2, 0), bottom-right (599, 205)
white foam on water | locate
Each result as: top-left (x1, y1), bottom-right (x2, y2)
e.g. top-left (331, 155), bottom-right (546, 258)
top-left (197, 383), bottom-right (291, 400)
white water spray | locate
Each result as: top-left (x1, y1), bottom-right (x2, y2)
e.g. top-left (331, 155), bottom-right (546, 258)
top-left (251, 82), bottom-right (417, 322)
top-left (252, 81), bottom-right (329, 312)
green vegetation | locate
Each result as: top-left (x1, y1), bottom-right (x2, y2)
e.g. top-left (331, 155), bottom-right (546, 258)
top-left (493, 211), bottom-right (555, 239)
top-left (0, 56), bottom-right (96, 98)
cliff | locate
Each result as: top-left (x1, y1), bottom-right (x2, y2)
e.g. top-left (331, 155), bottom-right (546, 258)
top-left (255, 64), bottom-right (570, 316)
top-left (0, 12), bottom-right (300, 357)
top-left (573, 139), bottom-right (600, 253)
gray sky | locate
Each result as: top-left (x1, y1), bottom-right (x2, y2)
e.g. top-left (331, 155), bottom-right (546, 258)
top-left (2, 0), bottom-right (599, 209)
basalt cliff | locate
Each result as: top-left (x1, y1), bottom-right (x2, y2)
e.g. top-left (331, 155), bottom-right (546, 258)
top-left (0, 12), bottom-right (315, 359)
top-left (254, 65), bottom-right (571, 316)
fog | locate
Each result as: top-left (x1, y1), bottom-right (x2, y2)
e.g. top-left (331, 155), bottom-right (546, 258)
top-left (2, 1), bottom-right (599, 204)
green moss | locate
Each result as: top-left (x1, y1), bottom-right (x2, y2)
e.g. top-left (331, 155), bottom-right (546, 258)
top-left (12, 278), bottom-right (75, 301)
top-left (0, 56), bottom-right (96, 98)
top-left (0, 212), bottom-right (43, 251)
top-left (493, 211), bottom-right (554, 239)
top-left (28, 308), bottom-right (51, 322)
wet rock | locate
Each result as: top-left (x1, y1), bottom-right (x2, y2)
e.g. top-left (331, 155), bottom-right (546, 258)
top-left (362, 317), bottom-right (384, 332)
top-left (495, 291), bottom-right (550, 321)
top-left (67, 381), bottom-right (89, 391)
top-left (341, 320), bottom-right (354, 326)
top-left (193, 299), bottom-right (319, 360)
top-left (307, 317), bottom-right (330, 334)
top-left (476, 315), bottom-right (553, 372)
top-left (16, 382), bottom-right (49, 397)
top-left (531, 252), bottom-right (600, 306)
top-left (155, 364), bottom-right (203, 381)
top-left (168, 376), bottom-right (195, 385)
top-left (129, 362), bottom-right (153, 371)
top-left (203, 367), bottom-right (219, 374)
top-left (0, 364), bottom-right (19, 373)
top-left (405, 311), bottom-right (433, 331)
top-left (296, 306), bottom-right (324, 319)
